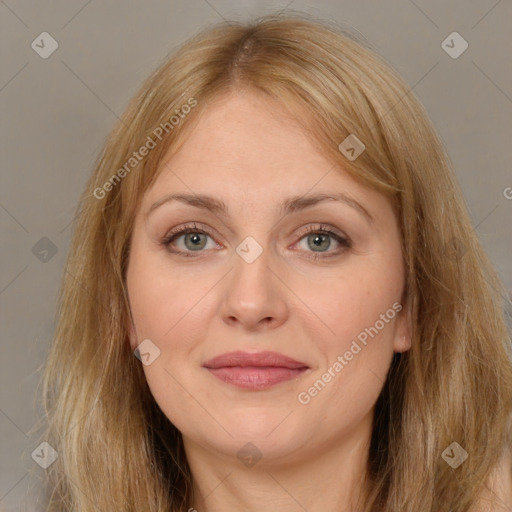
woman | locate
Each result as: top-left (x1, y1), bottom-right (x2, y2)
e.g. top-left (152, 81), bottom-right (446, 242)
top-left (41, 13), bottom-right (512, 511)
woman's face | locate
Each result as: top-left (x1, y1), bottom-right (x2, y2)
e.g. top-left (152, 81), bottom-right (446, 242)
top-left (126, 89), bottom-right (410, 466)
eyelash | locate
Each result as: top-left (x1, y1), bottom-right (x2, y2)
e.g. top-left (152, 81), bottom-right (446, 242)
top-left (160, 222), bottom-right (352, 260)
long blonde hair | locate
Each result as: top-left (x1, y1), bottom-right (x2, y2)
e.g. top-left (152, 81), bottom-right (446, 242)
top-left (40, 13), bottom-right (512, 511)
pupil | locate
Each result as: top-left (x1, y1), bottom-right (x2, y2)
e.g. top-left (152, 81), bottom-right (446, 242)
top-left (310, 234), bottom-right (329, 251)
top-left (186, 233), bottom-right (205, 250)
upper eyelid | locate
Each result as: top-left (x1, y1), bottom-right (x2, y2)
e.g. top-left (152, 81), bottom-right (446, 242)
top-left (164, 222), bottom-right (218, 240)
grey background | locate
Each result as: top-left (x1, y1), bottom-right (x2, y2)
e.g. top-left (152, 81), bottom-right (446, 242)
top-left (1, 1), bottom-right (511, 510)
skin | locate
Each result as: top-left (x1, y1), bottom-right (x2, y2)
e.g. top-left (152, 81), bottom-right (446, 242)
top-left (126, 88), bottom-right (411, 511)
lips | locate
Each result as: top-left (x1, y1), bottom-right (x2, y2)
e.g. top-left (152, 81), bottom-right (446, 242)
top-left (202, 351), bottom-right (310, 390)
top-left (203, 351), bottom-right (308, 369)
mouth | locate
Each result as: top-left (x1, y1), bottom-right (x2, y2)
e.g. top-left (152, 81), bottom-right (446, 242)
top-left (202, 350), bottom-right (310, 390)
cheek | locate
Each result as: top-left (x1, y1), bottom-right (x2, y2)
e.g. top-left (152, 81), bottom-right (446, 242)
top-left (126, 251), bottom-right (210, 430)
top-left (294, 256), bottom-right (403, 352)
top-left (126, 247), bottom-right (213, 349)
top-left (293, 257), bottom-right (402, 407)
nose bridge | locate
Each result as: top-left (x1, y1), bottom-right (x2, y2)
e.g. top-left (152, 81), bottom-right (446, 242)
top-left (231, 234), bottom-right (273, 303)
top-left (221, 233), bottom-right (288, 329)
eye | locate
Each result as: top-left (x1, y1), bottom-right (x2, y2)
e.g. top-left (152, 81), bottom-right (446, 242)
top-left (161, 222), bottom-right (351, 259)
top-left (161, 222), bottom-right (219, 257)
top-left (293, 224), bottom-right (351, 260)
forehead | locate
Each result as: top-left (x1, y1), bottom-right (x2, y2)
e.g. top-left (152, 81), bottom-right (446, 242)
top-left (175, 91), bottom-right (322, 169)
top-left (143, 90), bottom-right (378, 209)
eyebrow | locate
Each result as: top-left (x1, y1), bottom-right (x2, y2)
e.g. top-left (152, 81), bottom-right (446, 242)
top-left (146, 192), bottom-right (373, 224)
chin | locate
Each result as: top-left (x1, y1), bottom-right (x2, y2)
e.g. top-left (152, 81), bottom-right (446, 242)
top-left (184, 409), bottom-right (310, 464)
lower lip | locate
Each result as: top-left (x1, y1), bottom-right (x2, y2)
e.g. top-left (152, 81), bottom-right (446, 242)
top-left (205, 366), bottom-right (308, 390)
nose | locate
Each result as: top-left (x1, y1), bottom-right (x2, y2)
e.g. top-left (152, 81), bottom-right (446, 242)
top-left (220, 241), bottom-right (289, 332)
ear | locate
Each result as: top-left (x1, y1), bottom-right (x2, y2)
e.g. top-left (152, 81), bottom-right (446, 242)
top-left (392, 299), bottom-right (412, 353)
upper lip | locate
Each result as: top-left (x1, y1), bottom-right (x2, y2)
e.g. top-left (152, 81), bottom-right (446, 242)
top-left (202, 351), bottom-right (309, 369)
